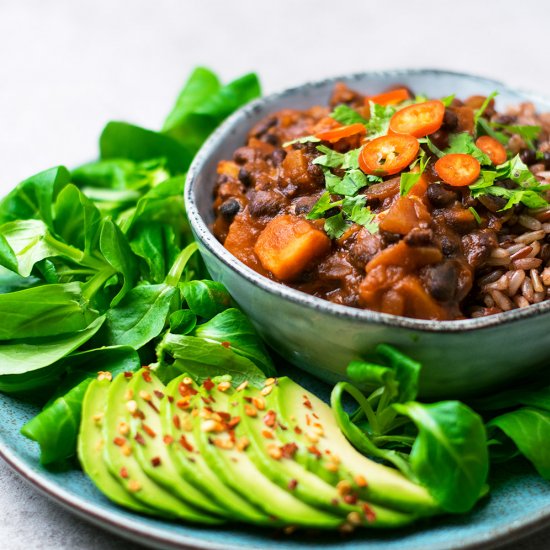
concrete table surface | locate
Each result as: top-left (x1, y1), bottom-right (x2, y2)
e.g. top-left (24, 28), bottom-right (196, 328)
top-left (0, 0), bottom-right (549, 548)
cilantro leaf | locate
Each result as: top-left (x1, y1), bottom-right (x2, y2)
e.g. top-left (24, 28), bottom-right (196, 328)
top-left (282, 135), bottom-right (320, 147)
top-left (498, 155), bottom-right (540, 188)
top-left (400, 155), bottom-right (430, 196)
top-left (325, 169), bottom-right (368, 196)
top-left (483, 186), bottom-right (549, 210)
top-left (469, 207), bottom-right (482, 225)
top-left (330, 105), bottom-right (368, 126)
top-left (446, 133), bottom-right (492, 165)
top-left (492, 123), bottom-right (541, 150)
top-left (342, 196), bottom-right (378, 233)
top-left (473, 91), bottom-right (498, 127)
top-left (324, 212), bottom-right (348, 239)
top-left (441, 94), bottom-right (455, 107)
top-left (469, 170), bottom-right (497, 191)
top-left (306, 191), bottom-right (340, 220)
top-left (313, 145), bottom-right (361, 170)
top-left (365, 102), bottom-right (395, 138)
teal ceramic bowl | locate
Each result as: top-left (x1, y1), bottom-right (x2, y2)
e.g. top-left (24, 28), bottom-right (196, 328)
top-left (185, 69), bottom-right (550, 398)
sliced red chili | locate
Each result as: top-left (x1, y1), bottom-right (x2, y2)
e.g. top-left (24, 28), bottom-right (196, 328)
top-left (366, 88), bottom-right (410, 106)
top-left (389, 100), bottom-right (445, 137)
top-left (435, 154), bottom-right (481, 186)
top-left (475, 135), bottom-right (507, 165)
top-left (315, 122), bottom-right (366, 143)
top-left (359, 134), bottom-right (419, 176)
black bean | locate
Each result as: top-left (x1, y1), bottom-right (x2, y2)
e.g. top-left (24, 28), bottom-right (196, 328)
top-left (492, 114), bottom-right (515, 125)
top-left (271, 148), bottom-right (287, 166)
top-left (544, 152), bottom-right (550, 170)
top-left (238, 167), bottom-right (252, 186)
top-left (443, 109), bottom-right (458, 131)
top-left (519, 149), bottom-right (537, 165)
top-left (477, 194), bottom-right (506, 213)
top-left (264, 133), bottom-right (279, 146)
top-left (440, 236), bottom-right (459, 257)
top-left (424, 262), bottom-right (458, 302)
top-left (219, 198), bottom-right (241, 219)
top-left (404, 228), bottom-right (434, 247)
top-left (294, 196), bottom-right (316, 215)
top-left (380, 230), bottom-right (401, 246)
top-left (248, 190), bottom-right (285, 218)
top-left (253, 117), bottom-right (277, 138)
top-left (427, 183), bottom-right (458, 207)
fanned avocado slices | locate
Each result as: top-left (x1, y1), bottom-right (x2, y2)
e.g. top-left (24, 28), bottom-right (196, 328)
top-left (161, 374), bottom-right (269, 524)
top-left (102, 372), bottom-right (219, 523)
top-left (78, 378), bottom-right (157, 515)
top-left (191, 377), bottom-right (342, 529)
top-left (238, 380), bottom-right (416, 528)
top-left (274, 377), bottom-right (438, 516)
top-left (127, 369), bottom-right (225, 519)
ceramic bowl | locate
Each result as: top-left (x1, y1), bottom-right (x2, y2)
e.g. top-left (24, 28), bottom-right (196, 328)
top-left (185, 69), bottom-right (550, 398)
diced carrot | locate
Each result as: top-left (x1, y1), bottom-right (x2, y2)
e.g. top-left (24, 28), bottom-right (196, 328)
top-left (254, 215), bottom-right (330, 280)
top-left (366, 240), bottom-right (442, 272)
top-left (379, 196), bottom-right (431, 235)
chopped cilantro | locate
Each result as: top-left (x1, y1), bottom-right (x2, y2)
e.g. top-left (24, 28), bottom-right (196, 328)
top-left (492, 123), bottom-right (541, 150)
top-left (469, 170), bottom-right (497, 190)
top-left (282, 135), bottom-right (321, 147)
top-left (469, 206), bottom-right (482, 225)
top-left (482, 186), bottom-right (549, 210)
top-left (422, 137), bottom-right (445, 158)
top-left (365, 102), bottom-right (396, 138)
top-left (473, 91), bottom-right (498, 127)
top-left (313, 145), bottom-right (361, 170)
top-left (498, 155), bottom-right (540, 188)
top-left (399, 154), bottom-right (430, 196)
top-left (441, 94), bottom-right (455, 107)
top-left (324, 212), bottom-right (348, 239)
top-left (306, 191), bottom-right (340, 220)
top-left (329, 104), bottom-right (368, 126)
top-left (446, 133), bottom-right (492, 165)
top-left (325, 168), bottom-right (369, 196)
top-left (342, 196), bottom-right (378, 233)
top-left (477, 117), bottom-right (508, 144)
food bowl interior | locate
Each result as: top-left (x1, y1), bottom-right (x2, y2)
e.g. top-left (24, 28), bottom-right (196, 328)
top-left (187, 69), bottom-right (550, 398)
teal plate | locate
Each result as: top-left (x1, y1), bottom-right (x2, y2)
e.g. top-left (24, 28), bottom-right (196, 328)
top-left (1, 364), bottom-right (550, 550)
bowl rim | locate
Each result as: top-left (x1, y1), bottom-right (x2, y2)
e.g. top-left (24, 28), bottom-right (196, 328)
top-left (185, 68), bottom-right (550, 334)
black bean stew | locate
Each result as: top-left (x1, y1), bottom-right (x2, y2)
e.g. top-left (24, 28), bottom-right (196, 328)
top-left (212, 84), bottom-right (550, 320)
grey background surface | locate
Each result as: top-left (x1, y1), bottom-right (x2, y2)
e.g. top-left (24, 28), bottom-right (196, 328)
top-left (0, 0), bottom-right (549, 548)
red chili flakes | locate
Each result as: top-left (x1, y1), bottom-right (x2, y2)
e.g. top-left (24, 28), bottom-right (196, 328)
top-left (142, 423), bottom-right (156, 438)
top-left (113, 437), bottom-right (126, 447)
top-left (123, 371), bottom-right (133, 379)
top-left (281, 442), bottom-right (298, 459)
top-left (146, 401), bottom-right (160, 414)
top-left (305, 414), bottom-right (311, 426)
top-left (312, 413), bottom-right (319, 419)
top-left (362, 503), bottom-right (377, 523)
top-left (154, 390), bottom-right (164, 400)
top-left (120, 467), bottom-right (129, 479)
top-left (288, 479), bottom-right (298, 491)
top-left (201, 396), bottom-right (211, 405)
top-left (203, 378), bottom-right (215, 391)
top-left (178, 381), bottom-right (198, 398)
top-left (277, 422), bottom-right (288, 431)
top-left (142, 371), bottom-right (152, 383)
top-left (179, 435), bottom-right (194, 452)
top-left (227, 416), bottom-right (241, 429)
top-left (134, 432), bottom-right (146, 446)
top-left (263, 410), bottom-right (277, 428)
top-left (173, 415), bottom-right (181, 430)
top-left (163, 435), bottom-right (174, 445)
top-left (331, 498), bottom-right (339, 506)
top-left (307, 445), bottom-right (321, 457)
top-left (344, 494), bottom-right (358, 505)
top-left (221, 341), bottom-right (231, 348)
top-left (303, 396), bottom-right (313, 410)
top-left (176, 399), bottom-right (190, 410)
top-left (354, 474), bottom-right (368, 488)
top-left (217, 411), bottom-right (231, 422)
top-left (167, 395), bottom-right (174, 403)
top-left (294, 426), bottom-right (302, 435)
top-left (261, 429), bottom-right (274, 439)
top-left (151, 456), bottom-right (162, 467)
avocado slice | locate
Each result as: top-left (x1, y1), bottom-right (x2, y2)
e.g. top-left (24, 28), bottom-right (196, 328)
top-left (191, 377), bottom-right (343, 529)
top-left (239, 382), bottom-right (416, 528)
top-left (160, 374), bottom-right (269, 524)
top-left (78, 378), bottom-right (156, 515)
top-left (102, 372), bottom-right (217, 523)
top-left (127, 369), bottom-right (224, 519)
top-left (274, 377), bottom-right (439, 516)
